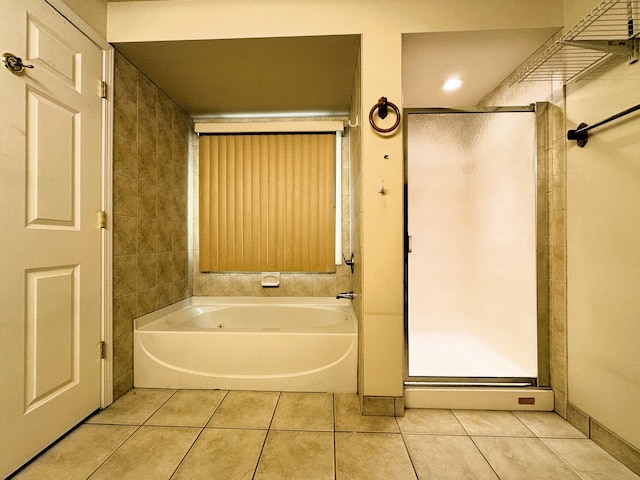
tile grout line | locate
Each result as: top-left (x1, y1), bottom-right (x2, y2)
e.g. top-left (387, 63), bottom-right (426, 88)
top-left (251, 391), bottom-right (281, 480)
top-left (450, 409), bottom-right (472, 437)
top-left (86, 424), bottom-right (143, 480)
top-left (467, 435), bottom-right (504, 480)
top-left (162, 390), bottom-right (231, 480)
top-left (202, 390), bottom-right (230, 428)
top-left (509, 410), bottom-right (538, 438)
top-left (396, 416), bottom-right (420, 480)
top-left (333, 394), bottom-right (337, 480)
top-left (141, 389), bottom-right (179, 426)
top-left (87, 389), bottom-right (180, 479)
top-left (166, 426), bottom-right (206, 479)
top-left (538, 437), bottom-right (589, 480)
top-left (451, 410), bottom-right (503, 480)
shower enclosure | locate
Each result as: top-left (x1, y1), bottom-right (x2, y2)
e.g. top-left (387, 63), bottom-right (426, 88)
top-left (405, 107), bottom-right (544, 385)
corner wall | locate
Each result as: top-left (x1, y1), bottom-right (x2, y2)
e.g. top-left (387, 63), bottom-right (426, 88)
top-left (565, 56), bottom-right (640, 455)
top-left (112, 51), bottom-right (192, 399)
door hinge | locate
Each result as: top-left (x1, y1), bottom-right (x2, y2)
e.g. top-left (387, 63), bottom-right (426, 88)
top-left (100, 341), bottom-right (106, 359)
top-left (100, 81), bottom-right (107, 99)
top-left (98, 211), bottom-right (107, 229)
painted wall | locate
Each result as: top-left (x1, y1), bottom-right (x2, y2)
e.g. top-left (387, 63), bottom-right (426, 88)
top-left (59, 0), bottom-right (108, 37)
top-left (107, 0), bottom-right (563, 399)
top-left (566, 57), bottom-right (640, 451)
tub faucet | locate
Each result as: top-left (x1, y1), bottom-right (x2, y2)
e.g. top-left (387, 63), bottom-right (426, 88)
top-left (336, 291), bottom-right (355, 300)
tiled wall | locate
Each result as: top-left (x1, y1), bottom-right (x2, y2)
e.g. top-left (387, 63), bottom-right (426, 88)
top-left (348, 50), bottom-right (364, 401)
top-left (191, 120), bottom-right (353, 298)
top-left (112, 51), bottom-right (192, 400)
top-left (547, 92), bottom-right (568, 418)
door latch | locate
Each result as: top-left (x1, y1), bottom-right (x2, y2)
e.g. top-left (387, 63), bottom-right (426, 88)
top-left (2, 52), bottom-right (34, 75)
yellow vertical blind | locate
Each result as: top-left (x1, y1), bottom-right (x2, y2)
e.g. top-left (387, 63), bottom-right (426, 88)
top-left (199, 133), bottom-right (336, 272)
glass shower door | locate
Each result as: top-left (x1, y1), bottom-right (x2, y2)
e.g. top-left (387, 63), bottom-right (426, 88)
top-left (406, 108), bottom-right (538, 382)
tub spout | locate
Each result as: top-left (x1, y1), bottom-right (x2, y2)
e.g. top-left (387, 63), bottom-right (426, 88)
top-left (336, 291), bottom-right (355, 300)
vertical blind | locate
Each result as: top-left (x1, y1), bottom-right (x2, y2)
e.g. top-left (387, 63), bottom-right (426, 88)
top-left (199, 133), bottom-right (336, 272)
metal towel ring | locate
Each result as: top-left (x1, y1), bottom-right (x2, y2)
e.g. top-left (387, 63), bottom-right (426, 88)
top-left (369, 97), bottom-right (401, 133)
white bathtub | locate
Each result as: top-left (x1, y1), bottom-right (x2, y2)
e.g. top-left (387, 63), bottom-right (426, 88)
top-left (133, 297), bottom-right (357, 392)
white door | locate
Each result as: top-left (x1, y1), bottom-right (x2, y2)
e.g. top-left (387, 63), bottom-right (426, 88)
top-left (406, 109), bottom-right (538, 381)
top-left (0, 0), bottom-right (104, 476)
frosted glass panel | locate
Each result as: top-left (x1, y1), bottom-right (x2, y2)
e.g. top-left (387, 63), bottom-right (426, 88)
top-left (407, 111), bottom-right (538, 379)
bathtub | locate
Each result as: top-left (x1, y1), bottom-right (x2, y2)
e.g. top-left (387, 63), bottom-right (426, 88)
top-left (133, 297), bottom-right (357, 392)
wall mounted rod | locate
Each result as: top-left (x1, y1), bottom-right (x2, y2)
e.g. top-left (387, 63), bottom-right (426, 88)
top-left (568, 102), bottom-right (640, 147)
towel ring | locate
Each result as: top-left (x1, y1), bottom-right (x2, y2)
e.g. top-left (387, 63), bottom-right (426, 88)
top-left (369, 97), bottom-right (401, 133)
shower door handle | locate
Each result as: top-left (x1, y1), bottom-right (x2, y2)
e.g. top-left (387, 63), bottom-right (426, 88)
top-left (407, 235), bottom-right (412, 253)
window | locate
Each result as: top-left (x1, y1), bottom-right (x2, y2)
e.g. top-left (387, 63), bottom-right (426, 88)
top-left (199, 132), bottom-right (337, 272)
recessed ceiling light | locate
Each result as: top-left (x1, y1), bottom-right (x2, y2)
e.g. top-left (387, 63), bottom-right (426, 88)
top-left (443, 77), bottom-right (463, 91)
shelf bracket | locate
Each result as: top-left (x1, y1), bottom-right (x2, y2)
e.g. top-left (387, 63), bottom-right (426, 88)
top-left (561, 38), bottom-right (640, 64)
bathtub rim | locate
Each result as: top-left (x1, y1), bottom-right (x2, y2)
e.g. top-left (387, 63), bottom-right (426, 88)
top-left (134, 296), bottom-right (357, 331)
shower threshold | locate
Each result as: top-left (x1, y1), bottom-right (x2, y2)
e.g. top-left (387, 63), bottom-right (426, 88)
top-left (405, 377), bottom-right (537, 388)
top-left (404, 381), bottom-right (553, 411)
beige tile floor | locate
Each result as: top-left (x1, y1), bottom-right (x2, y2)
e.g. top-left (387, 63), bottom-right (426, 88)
top-left (12, 389), bottom-right (640, 480)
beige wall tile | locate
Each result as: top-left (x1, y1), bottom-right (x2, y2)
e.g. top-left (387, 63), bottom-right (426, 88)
top-left (137, 143), bottom-right (156, 185)
top-left (113, 255), bottom-right (137, 297)
top-left (113, 215), bottom-right (137, 256)
top-left (137, 109), bottom-right (157, 151)
top-left (566, 403), bottom-right (590, 438)
top-left (112, 51), bottom-right (193, 399)
top-left (137, 287), bottom-right (157, 317)
top-left (591, 420), bottom-right (640, 476)
top-left (113, 131), bottom-right (137, 178)
top-left (114, 54), bottom-right (137, 105)
top-left (363, 396), bottom-right (394, 416)
top-left (334, 393), bottom-right (398, 433)
top-left (112, 371), bottom-right (133, 401)
top-left (113, 98), bottom-right (137, 140)
top-left (113, 293), bottom-right (137, 339)
top-left (113, 174), bottom-right (137, 217)
top-left (137, 254), bottom-right (156, 291)
top-left (136, 218), bottom-right (156, 255)
top-left (112, 333), bottom-right (132, 381)
top-left (137, 182), bottom-right (157, 219)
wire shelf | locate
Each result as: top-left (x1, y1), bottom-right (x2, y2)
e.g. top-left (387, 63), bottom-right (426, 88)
top-left (510, 0), bottom-right (640, 84)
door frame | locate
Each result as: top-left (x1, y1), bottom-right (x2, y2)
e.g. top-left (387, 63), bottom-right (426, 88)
top-left (44, 0), bottom-right (114, 408)
top-left (402, 105), bottom-right (551, 389)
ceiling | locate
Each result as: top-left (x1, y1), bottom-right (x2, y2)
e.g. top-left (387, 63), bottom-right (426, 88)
top-left (115, 35), bottom-right (360, 117)
top-left (113, 27), bottom-right (559, 118)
